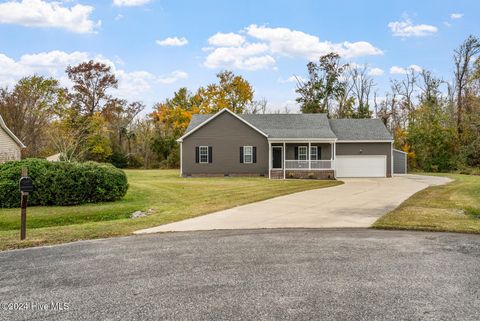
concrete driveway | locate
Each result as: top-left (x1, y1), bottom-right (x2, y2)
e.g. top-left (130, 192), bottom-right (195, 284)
top-left (136, 174), bottom-right (451, 234)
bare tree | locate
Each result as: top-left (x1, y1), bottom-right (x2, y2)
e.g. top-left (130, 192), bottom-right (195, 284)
top-left (349, 65), bottom-right (374, 116)
top-left (245, 98), bottom-right (268, 114)
top-left (453, 35), bottom-right (480, 131)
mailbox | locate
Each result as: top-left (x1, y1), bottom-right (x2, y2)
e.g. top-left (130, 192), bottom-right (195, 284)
top-left (19, 177), bottom-right (34, 193)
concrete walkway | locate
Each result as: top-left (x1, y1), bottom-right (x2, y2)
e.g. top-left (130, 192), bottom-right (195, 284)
top-left (135, 175), bottom-right (451, 234)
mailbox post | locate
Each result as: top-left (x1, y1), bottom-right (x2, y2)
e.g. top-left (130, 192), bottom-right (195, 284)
top-left (19, 167), bottom-right (33, 240)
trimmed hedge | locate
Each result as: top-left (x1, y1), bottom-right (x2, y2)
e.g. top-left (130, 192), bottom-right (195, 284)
top-left (0, 159), bottom-right (128, 208)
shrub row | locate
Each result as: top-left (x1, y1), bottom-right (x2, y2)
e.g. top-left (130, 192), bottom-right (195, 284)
top-left (0, 159), bottom-right (128, 208)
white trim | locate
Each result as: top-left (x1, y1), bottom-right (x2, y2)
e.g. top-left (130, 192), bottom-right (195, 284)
top-left (268, 138), bottom-right (337, 143)
top-left (0, 115), bottom-right (26, 148)
top-left (393, 149), bottom-right (408, 154)
top-left (268, 141), bottom-right (272, 179)
top-left (283, 142), bottom-right (286, 179)
top-left (177, 108), bottom-right (268, 142)
top-left (243, 145), bottom-right (253, 164)
top-left (271, 146), bottom-right (283, 169)
top-left (336, 140), bottom-right (394, 143)
top-left (179, 142), bottom-right (183, 177)
top-left (199, 146), bottom-right (209, 164)
top-left (308, 142), bottom-right (311, 170)
top-left (335, 155), bottom-right (387, 178)
top-left (390, 142), bottom-right (393, 178)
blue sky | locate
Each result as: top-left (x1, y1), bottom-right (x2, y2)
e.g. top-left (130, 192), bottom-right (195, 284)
top-left (0, 0), bottom-right (478, 113)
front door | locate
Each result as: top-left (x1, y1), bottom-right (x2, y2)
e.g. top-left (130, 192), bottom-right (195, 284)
top-left (272, 147), bottom-right (282, 169)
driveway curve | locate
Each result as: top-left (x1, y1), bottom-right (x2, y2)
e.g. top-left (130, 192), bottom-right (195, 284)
top-left (136, 174), bottom-right (451, 234)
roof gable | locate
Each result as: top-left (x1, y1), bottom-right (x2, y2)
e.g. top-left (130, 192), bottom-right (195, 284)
top-left (0, 115), bottom-right (25, 148)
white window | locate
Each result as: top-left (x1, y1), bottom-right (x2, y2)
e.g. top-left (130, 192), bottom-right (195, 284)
top-left (298, 146), bottom-right (307, 161)
top-left (310, 146), bottom-right (318, 160)
top-left (244, 146), bottom-right (253, 163)
top-left (199, 146), bottom-right (209, 163)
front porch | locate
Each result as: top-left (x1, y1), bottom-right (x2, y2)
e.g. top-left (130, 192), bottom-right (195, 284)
top-left (268, 141), bottom-right (336, 179)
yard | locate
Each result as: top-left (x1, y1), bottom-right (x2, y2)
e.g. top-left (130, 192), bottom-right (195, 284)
top-left (0, 169), bottom-right (340, 251)
top-left (373, 173), bottom-right (480, 233)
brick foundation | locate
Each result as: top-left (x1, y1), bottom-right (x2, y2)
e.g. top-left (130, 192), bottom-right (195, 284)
top-left (269, 170), bottom-right (336, 180)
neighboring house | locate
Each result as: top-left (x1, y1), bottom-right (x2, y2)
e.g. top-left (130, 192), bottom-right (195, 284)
top-left (177, 108), bottom-right (395, 179)
top-left (46, 153), bottom-right (62, 162)
top-left (0, 115), bottom-right (25, 163)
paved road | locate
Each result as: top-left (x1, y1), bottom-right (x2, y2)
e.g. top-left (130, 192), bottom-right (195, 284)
top-left (136, 175), bottom-right (451, 233)
top-left (1, 229), bottom-right (479, 321)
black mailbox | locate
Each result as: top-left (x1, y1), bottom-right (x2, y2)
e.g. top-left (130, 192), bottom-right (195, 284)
top-left (19, 177), bottom-right (34, 193)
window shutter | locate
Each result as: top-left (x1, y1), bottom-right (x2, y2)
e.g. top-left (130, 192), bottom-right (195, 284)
top-left (294, 146), bottom-right (298, 160)
top-left (253, 146), bottom-right (257, 163)
top-left (195, 146), bottom-right (199, 163)
top-left (240, 146), bottom-right (244, 163)
top-left (318, 147), bottom-right (322, 160)
top-left (208, 146), bottom-right (213, 163)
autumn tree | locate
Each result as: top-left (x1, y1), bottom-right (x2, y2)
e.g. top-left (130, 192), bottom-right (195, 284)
top-left (0, 75), bottom-right (68, 157)
top-left (195, 70), bottom-right (254, 114)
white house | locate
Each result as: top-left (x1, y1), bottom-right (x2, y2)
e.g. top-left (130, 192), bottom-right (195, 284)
top-left (0, 115), bottom-right (25, 163)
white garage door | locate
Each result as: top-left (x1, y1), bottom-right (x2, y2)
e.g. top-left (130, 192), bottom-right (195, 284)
top-left (336, 155), bottom-right (386, 178)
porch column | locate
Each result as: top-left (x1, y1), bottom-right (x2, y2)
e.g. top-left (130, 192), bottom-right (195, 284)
top-left (268, 141), bottom-right (272, 179)
top-left (179, 142), bottom-right (183, 177)
top-left (308, 142), bottom-right (311, 170)
top-left (283, 142), bottom-right (286, 179)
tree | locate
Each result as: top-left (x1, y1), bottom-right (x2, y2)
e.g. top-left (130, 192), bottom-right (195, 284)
top-left (349, 65), bottom-right (374, 119)
top-left (295, 53), bottom-right (348, 115)
top-left (0, 75), bottom-right (68, 157)
top-left (66, 60), bottom-right (118, 116)
top-left (195, 70), bottom-right (254, 114)
top-left (453, 35), bottom-right (480, 132)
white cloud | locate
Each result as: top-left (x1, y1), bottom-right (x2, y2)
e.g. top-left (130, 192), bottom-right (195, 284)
top-left (0, 0), bottom-right (100, 33)
top-left (204, 42), bottom-right (275, 70)
top-left (388, 18), bottom-right (437, 37)
top-left (390, 64), bottom-right (423, 75)
top-left (0, 50), bottom-right (188, 100)
top-left (157, 70), bottom-right (188, 84)
top-left (368, 67), bottom-right (384, 76)
top-left (204, 24), bottom-right (382, 70)
top-left (208, 32), bottom-right (245, 47)
top-left (115, 14), bottom-right (124, 21)
top-left (245, 25), bottom-right (383, 59)
top-left (156, 37), bottom-right (188, 47)
top-left (450, 13), bottom-right (463, 19)
top-left (278, 75), bottom-right (305, 83)
top-left (113, 0), bottom-right (152, 7)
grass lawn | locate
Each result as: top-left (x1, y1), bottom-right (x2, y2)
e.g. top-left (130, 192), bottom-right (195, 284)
top-left (373, 173), bottom-right (480, 233)
top-left (0, 169), bottom-right (341, 251)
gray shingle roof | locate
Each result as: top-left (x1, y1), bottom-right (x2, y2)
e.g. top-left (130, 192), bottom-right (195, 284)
top-left (185, 111), bottom-right (392, 141)
top-left (329, 119), bottom-right (393, 141)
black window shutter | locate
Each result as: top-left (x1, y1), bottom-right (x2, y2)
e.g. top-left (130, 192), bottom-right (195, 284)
top-left (318, 147), bottom-right (322, 160)
top-left (240, 146), bottom-right (244, 163)
top-left (208, 146), bottom-right (213, 163)
top-left (253, 147), bottom-right (257, 163)
top-left (294, 146), bottom-right (298, 160)
top-left (195, 146), bottom-right (199, 163)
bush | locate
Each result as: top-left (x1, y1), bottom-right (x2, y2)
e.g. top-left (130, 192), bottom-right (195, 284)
top-left (0, 159), bottom-right (128, 208)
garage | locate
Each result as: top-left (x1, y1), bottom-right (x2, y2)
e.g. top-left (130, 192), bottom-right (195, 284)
top-left (336, 155), bottom-right (387, 178)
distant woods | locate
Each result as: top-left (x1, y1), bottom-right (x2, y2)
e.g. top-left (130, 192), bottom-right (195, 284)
top-left (1, 35), bottom-right (479, 172)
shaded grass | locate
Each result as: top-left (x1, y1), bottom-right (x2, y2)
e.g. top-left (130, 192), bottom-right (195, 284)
top-left (373, 173), bottom-right (480, 234)
top-left (0, 170), bottom-right (341, 250)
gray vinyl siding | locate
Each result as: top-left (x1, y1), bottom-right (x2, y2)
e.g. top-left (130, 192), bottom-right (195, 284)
top-left (336, 142), bottom-right (392, 177)
top-left (393, 150), bottom-right (407, 174)
top-left (182, 112), bottom-right (269, 176)
top-left (0, 127), bottom-right (21, 163)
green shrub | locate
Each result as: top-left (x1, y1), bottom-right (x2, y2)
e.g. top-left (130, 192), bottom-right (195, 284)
top-left (0, 159), bottom-right (128, 208)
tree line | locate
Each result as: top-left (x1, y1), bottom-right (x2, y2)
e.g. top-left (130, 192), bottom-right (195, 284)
top-left (1, 35), bottom-right (479, 172)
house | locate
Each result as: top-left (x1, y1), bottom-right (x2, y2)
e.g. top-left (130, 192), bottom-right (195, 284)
top-left (0, 115), bottom-right (25, 163)
top-left (177, 108), bottom-right (395, 179)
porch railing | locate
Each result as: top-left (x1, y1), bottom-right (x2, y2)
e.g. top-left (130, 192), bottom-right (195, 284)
top-left (284, 160), bottom-right (334, 170)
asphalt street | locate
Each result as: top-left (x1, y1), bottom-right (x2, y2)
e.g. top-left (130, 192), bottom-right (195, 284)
top-left (1, 229), bottom-right (479, 321)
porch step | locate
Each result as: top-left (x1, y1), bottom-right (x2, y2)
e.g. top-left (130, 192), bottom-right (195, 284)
top-left (270, 170), bottom-right (284, 179)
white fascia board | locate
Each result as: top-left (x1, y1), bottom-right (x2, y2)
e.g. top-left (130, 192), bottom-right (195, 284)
top-left (336, 140), bottom-right (394, 143)
top-left (268, 138), bottom-right (337, 143)
top-left (0, 115), bottom-right (26, 148)
top-left (393, 149), bottom-right (408, 154)
top-left (177, 108), bottom-right (268, 142)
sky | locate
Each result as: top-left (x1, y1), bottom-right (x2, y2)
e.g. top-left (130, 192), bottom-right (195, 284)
top-left (0, 0), bottom-right (479, 113)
